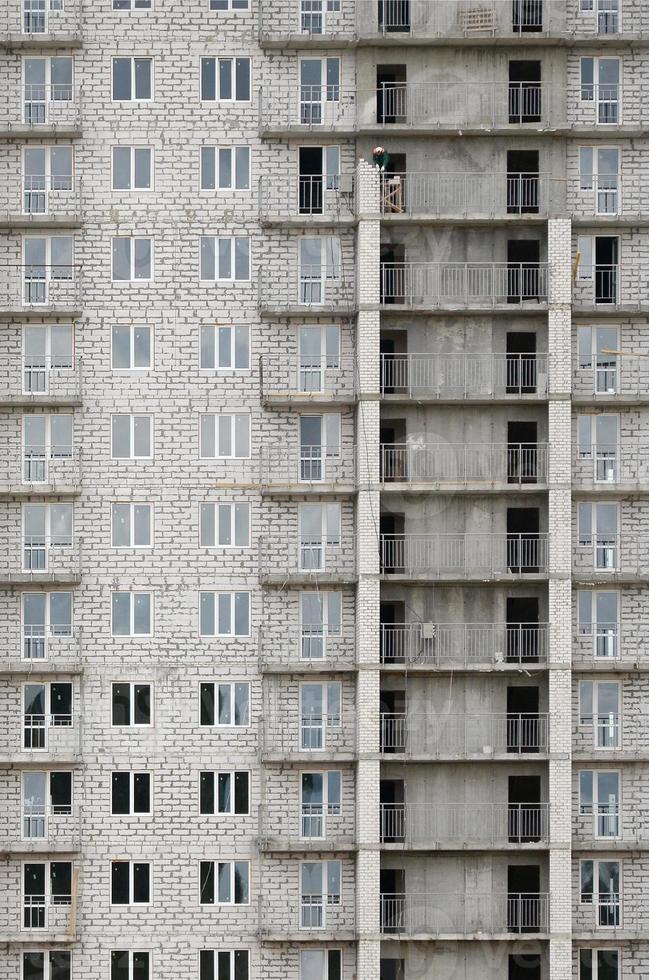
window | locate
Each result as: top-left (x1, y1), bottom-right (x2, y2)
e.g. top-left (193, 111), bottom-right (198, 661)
top-left (199, 771), bottom-right (249, 815)
top-left (199, 860), bottom-right (250, 905)
top-left (22, 502), bottom-right (73, 572)
top-left (199, 950), bottom-right (250, 980)
top-left (576, 325), bottom-right (619, 394)
top-left (22, 771), bottom-right (72, 839)
top-left (577, 414), bottom-right (618, 483)
top-left (22, 592), bottom-right (72, 661)
top-left (579, 680), bottom-right (620, 747)
top-left (111, 503), bottom-right (153, 548)
top-left (578, 501), bottom-right (618, 570)
top-left (300, 950), bottom-right (343, 980)
top-left (23, 236), bottom-right (73, 304)
top-left (299, 502), bottom-right (341, 571)
top-left (199, 413), bottom-right (250, 458)
top-left (112, 147), bottom-right (153, 190)
top-left (199, 592), bottom-right (250, 636)
top-left (200, 236), bottom-right (250, 281)
top-left (201, 58), bottom-right (251, 102)
top-left (301, 771), bottom-right (341, 838)
top-left (111, 772), bottom-right (151, 815)
top-left (111, 415), bottom-right (153, 459)
top-left (200, 325), bottom-right (249, 370)
top-left (111, 592), bottom-right (152, 636)
top-left (580, 57), bottom-right (620, 123)
top-left (22, 951), bottom-right (72, 980)
top-left (200, 146), bottom-right (250, 190)
top-left (22, 323), bottom-right (74, 395)
top-left (111, 682), bottom-right (152, 726)
top-left (300, 681), bottom-right (341, 750)
top-left (580, 859), bottom-right (620, 926)
top-left (113, 0), bottom-right (152, 8)
top-left (111, 861), bottom-right (151, 905)
top-left (299, 414), bottom-right (341, 481)
top-left (22, 0), bottom-right (66, 33)
top-left (110, 951), bottom-right (150, 980)
top-left (23, 861), bottom-right (72, 928)
top-left (209, 0), bottom-right (249, 8)
top-left (579, 146), bottom-right (620, 215)
top-left (199, 682), bottom-right (250, 726)
top-left (112, 58), bottom-right (153, 101)
top-left (300, 860), bottom-right (341, 928)
top-left (23, 413), bottom-right (73, 483)
top-left (200, 503), bottom-right (250, 548)
top-left (298, 324), bottom-right (340, 392)
top-left (299, 237), bottom-right (341, 304)
top-left (579, 770), bottom-right (620, 837)
top-left (23, 145), bottom-right (73, 215)
top-left (112, 325), bottom-right (152, 370)
top-left (578, 591), bottom-right (619, 659)
top-left (112, 237), bottom-right (153, 281)
top-left (299, 58), bottom-right (340, 124)
top-left (24, 57), bottom-right (73, 125)
top-left (23, 682), bottom-right (72, 749)
top-left (579, 949), bottom-right (620, 980)
top-left (300, 592), bottom-right (341, 660)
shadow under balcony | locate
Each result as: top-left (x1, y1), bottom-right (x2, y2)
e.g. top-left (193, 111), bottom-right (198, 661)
top-left (379, 442), bottom-right (548, 494)
top-left (380, 621), bottom-right (548, 672)
top-left (380, 261), bottom-right (548, 313)
top-left (380, 532), bottom-right (549, 582)
top-left (379, 711), bottom-right (549, 760)
top-left (379, 891), bottom-right (549, 939)
top-left (381, 352), bottom-right (548, 403)
top-left (380, 801), bottom-right (549, 850)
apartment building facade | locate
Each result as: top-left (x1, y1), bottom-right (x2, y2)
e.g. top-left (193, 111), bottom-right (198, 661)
top-left (0, 0), bottom-right (647, 977)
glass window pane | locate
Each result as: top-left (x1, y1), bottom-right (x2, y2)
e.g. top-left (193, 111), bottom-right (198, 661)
top-left (133, 505), bottom-right (151, 546)
top-left (200, 682), bottom-right (215, 725)
top-left (217, 592), bottom-right (232, 634)
top-left (218, 147), bottom-right (232, 188)
top-left (218, 415), bottom-right (232, 456)
top-left (235, 147), bottom-right (250, 189)
top-left (201, 58), bottom-right (216, 100)
top-left (133, 416), bottom-right (151, 456)
top-left (112, 593), bottom-right (131, 635)
top-left (113, 58), bottom-right (132, 100)
top-left (134, 148), bottom-right (151, 188)
top-left (133, 326), bottom-right (151, 367)
top-left (234, 237), bottom-right (249, 280)
top-left (234, 772), bottom-right (249, 814)
top-left (234, 682), bottom-right (249, 724)
top-left (200, 593), bottom-right (215, 636)
top-left (134, 685), bottom-right (150, 724)
top-left (134, 59), bottom-right (151, 99)
top-left (234, 592), bottom-right (249, 635)
top-left (200, 326), bottom-right (215, 368)
top-left (133, 238), bottom-right (151, 279)
top-left (112, 326), bottom-right (131, 368)
top-left (218, 238), bottom-right (232, 279)
top-left (218, 772), bottom-right (232, 812)
top-left (234, 503), bottom-right (249, 546)
top-left (200, 862), bottom-right (215, 904)
top-left (200, 415), bottom-right (216, 457)
top-left (235, 58), bottom-right (250, 100)
top-left (201, 237), bottom-right (216, 280)
top-left (50, 592), bottom-right (72, 630)
top-left (219, 59), bottom-right (232, 99)
top-left (112, 147), bottom-right (131, 189)
top-left (218, 684), bottom-right (232, 724)
top-left (112, 238), bottom-right (131, 280)
top-left (200, 772), bottom-right (214, 814)
top-left (234, 861), bottom-right (249, 903)
top-left (201, 504), bottom-right (216, 547)
top-left (217, 862), bottom-right (231, 902)
top-left (133, 773), bottom-right (150, 812)
top-left (201, 147), bottom-right (216, 190)
top-left (218, 504), bottom-right (231, 546)
top-left (112, 503), bottom-right (131, 546)
top-left (218, 326), bottom-right (232, 367)
top-left (133, 593), bottom-right (151, 633)
top-left (234, 414), bottom-right (249, 456)
top-left (234, 326), bottom-right (249, 368)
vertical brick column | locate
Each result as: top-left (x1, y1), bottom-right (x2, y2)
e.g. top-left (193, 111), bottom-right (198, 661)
top-left (547, 218), bottom-right (573, 979)
top-left (354, 160), bottom-right (381, 977)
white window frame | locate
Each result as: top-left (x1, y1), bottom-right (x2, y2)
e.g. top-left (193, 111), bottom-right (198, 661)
top-left (198, 770), bottom-right (250, 816)
top-left (578, 146), bottom-right (620, 215)
top-left (579, 858), bottom-right (621, 926)
top-left (200, 57), bottom-right (252, 103)
top-left (110, 771), bottom-right (152, 816)
top-left (299, 680), bottom-right (342, 751)
top-left (22, 235), bottom-right (74, 306)
top-left (208, 0), bottom-right (250, 9)
top-left (22, 323), bottom-right (74, 395)
top-left (111, 502), bottom-right (154, 549)
top-left (577, 590), bottom-right (619, 659)
top-left (579, 56), bottom-right (621, 124)
top-left (111, 146), bottom-right (154, 191)
top-left (300, 770), bottom-right (342, 839)
top-left (110, 951), bottom-right (151, 980)
top-left (199, 502), bottom-right (251, 549)
top-left (199, 235), bottom-right (250, 282)
top-left (199, 413), bottom-right (250, 459)
top-left (578, 947), bottom-right (620, 980)
top-left (110, 681), bottom-right (153, 727)
top-left (199, 860), bottom-right (251, 906)
top-left (110, 414), bottom-right (153, 460)
top-left (21, 950), bottom-right (73, 980)
top-left (199, 681), bottom-right (251, 727)
top-left (110, 860), bottom-right (151, 906)
top-left (200, 145), bottom-right (251, 191)
top-left (23, 56), bottom-right (74, 125)
top-left (300, 859), bottom-right (341, 930)
top-left (22, 859), bottom-right (73, 930)
top-left (21, 769), bottom-right (73, 840)
top-left (579, 769), bottom-right (621, 839)
top-left (299, 591), bottom-right (342, 660)
top-left (299, 949), bottom-right (344, 980)
top-left (111, 237), bottom-right (154, 282)
top-left (21, 591), bottom-right (73, 661)
top-left (579, 679), bottom-right (621, 748)
top-left (111, 324), bottom-right (153, 371)
top-left (113, 0), bottom-right (153, 9)
top-left (111, 57), bottom-right (153, 102)
top-left (22, 501), bottom-right (73, 573)
top-left (111, 592), bottom-right (153, 637)
top-left (198, 950), bottom-right (250, 980)
top-left (22, 413), bottom-right (73, 485)
top-left (199, 325), bottom-right (250, 372)
top-left (199, 592), bottom-right (251, 637)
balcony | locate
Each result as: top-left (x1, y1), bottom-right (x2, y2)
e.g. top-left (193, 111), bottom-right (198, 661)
top-left (573, 442), bottom-right (649, 491)
top-left (0, 87), bottom-right (82, 137)
top-left (572, 265), bottom-right (649, 311)
top-left (259, 539), bottom-right (356, 586)
top-left (260, 354), bottom-right (356, 407)
top-left (572, 620), bottom-right (649, 668)
top-left (0, 894), bottom-right (76, 942)
top-left (380, 533), bottom-right (549, 580)
top-left (0, 537), bottom-right (81, 586)
top-left (1, 716), bottom-right (80, 765)
top-left (380, 262), bottom-right (549, 311)
top-left (0, 175), bottom-right (83, 229)
top-left (380, 442), bottom-right (548, 491)
top-left (380, 802), bottom-right (549, 848)
top-left (258, 175), bottom-right (355, 225)
top-left (0, 451), bottom-right (81, 496)
top-left (568, 175), bottom-right (647, 222)
top-left (258, 265), bottom-right (356, 316)
top-left (2, 0), bottom-right (82, 46)
top-left (259, 85), bottom-right (357, 136)
top-left (573, 356), bottom-right (649, 402)
top-left (0, 266), bottom-right (82, 317)
top-left (1, 806), bottom-right (81, 854)
top-left (381, 172), bottom-right (557, 221)
top-left (258, 803), bottom-right (355, 851)
top-left (259, 626), bottom-right (356, 672)
top-left (573, 896), bottom-right (622, 935)
top-left (260, 445), bottom-right (356, 494)
top-left (258, 893), bottom-right (356, 942)
top-left (380, 711), bottom-right (549, 757)
top-left (380, 891), bottom-right (549, 938)
top-left (261, 712), bottom-right (356, 762)
top-left (380, 622), bottom-right (548, 668)
top-left (573, 536), bottom-right (649, 581)
top-left (381, 353), bottom-right (548, 401)
top-left (0, 628), bottom-right (82, 676)
top-left (0, 356), bottom-right (82, 406)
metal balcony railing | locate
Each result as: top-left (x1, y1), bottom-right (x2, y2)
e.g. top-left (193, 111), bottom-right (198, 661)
top-left (258, 538), bottom-right (356, 581)
top-left (574, 443), bottom-right (649, 487)
top-left (571, 620), bottom-right (649, 664)
top-left (372, 81), bottom-right (558, 128)
top-left (2, 0), bottom-right (82, 37)
top-left (572, 535), bottom-right (649, 577)
top-left (22, 893), bottom-right (73, 932)
top-left (258, 892), bottom-right (355, 938)
top-left (11, 449), bottom-right (81, 489)
top-left (380, 262), bottom-right (548, 307)
top-left (259, 85), bottom-right (357, 132)
top-left (381, 172), bottom-right (557, 217)
top-left (380, 622), bottom-right (548, 666)
top-left (380, 892), bottom-right (549, 936)
top-left (573, 895), bottom-right (621, 931)
top-left (0, 536), bottom-right (81, 584)
top-left (379, 802), bottom-right (549, 846)
top-left (381, 353), bottom-right (547, 399)
top-left (380, 442), bottom-right (547, 486)
top-left (568, 174), bottom-right (632, 218)
top-left (573, 357), bottom-right (649, 399)
top-left (258, 264), bottom-right (356, 314)
top-left (20, 804), bottom-right (81, 849)
top-left (259, 626), bottom-right (356, 670)
top-left (0, 84), bottom-right (82, 130)
top-left (0, 266), bottom-right (82, 310)
top-left (3, 174), bottom-right (83, 219)
top-left (260, 354), bottom-right (356, 403)
top-left (0, 356), bottom-right (81, 402)
top-left (260, 445), bottom-right (356, 488)
top-left (259, 175), bottom-right (355, 221)
top-left (578, 712), bottom-right (621, 749)
top-left (258, 802), bottom-right (354, 848)
top-left (572, 265), bottom-right (649, 309)
top-left (22, 534), bottom-right (75, 573)
top-left (380, 533), bottom-right (549, 578)
top-left (20, 625), bottom-right (81, 666)
top-left (261, 712), bottom-right (356, 757)
top-left (575, 804), bottom-right (620, 840)
top-left (380, 712), bottom-right (549, 755)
